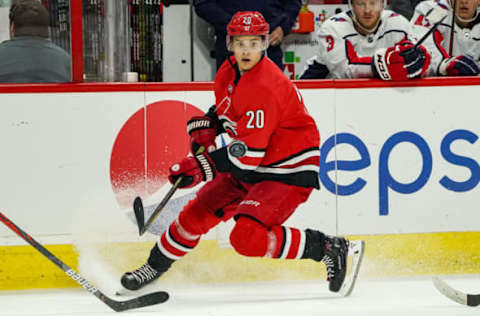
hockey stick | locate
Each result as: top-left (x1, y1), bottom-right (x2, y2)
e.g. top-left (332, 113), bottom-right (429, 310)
top-left (413, 7), bottom-right (449, 49)
top-left (0, 212), bottom-right (169, 312)
top-left (449, 0), bottom-right (457, 56)
top-left (432, 276), bottom-right (480, 307)
top-left (134, 176), bottom-right (182, 236)
top-left (134, 146), bottom-right (205, 236)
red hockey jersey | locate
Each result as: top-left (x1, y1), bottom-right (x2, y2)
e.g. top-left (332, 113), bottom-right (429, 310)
top-left (209, 56), bottom-right (320, 189)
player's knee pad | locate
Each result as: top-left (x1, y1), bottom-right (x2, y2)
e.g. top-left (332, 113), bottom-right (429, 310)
top-left (229, 216), bottom-right (268, 257)
top-left (178, 198), bottom-right (221, 236)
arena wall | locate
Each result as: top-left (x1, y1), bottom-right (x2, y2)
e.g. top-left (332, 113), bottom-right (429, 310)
top-left (0, 78), bottom-right (479, 290)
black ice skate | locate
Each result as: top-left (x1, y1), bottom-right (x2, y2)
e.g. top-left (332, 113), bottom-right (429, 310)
top-left (121, 244), bottom-right (175, 291)
top-left (322, 236), bottom-right (365, 297)
top-left (121, 263), bottom-right (161, 291)
top-left (322, 235), bottom-right (349, 292)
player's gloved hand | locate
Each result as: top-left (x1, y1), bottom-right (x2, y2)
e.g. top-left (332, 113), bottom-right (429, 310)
top-left (372, 40), bottom-right (431, 80)
top-left (437, 55), bottom-right (480, 76)
top-left (187, 116), bottom-right (217, 154)
top-left (168, 153), bottom-right (216, 188)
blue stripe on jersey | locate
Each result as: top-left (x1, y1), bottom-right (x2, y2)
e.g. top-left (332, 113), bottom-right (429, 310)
top-left (377, 29), bottom-right (408, 41)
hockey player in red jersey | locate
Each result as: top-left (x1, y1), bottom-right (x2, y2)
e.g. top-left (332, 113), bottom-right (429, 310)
top-left (121, 11), bottom-right (364, 296)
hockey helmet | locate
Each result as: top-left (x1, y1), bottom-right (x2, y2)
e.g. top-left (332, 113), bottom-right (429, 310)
top-left (227, 11), bottom-right (269, 51)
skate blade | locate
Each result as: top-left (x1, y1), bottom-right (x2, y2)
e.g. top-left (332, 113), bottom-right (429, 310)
top-left (339, 240), bottom-right (365, 297)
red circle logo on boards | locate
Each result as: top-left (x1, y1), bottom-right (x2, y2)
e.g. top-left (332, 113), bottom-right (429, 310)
top-left (109, 100), bottom-right (203, 208)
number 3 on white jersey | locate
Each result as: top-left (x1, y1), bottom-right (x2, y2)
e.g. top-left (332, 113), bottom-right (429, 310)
top-left (246, 110), bottom-right (264, 129)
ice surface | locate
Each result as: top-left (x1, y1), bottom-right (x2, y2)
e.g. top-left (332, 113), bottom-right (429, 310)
top-left (0, 277), bottom-right (478, 316)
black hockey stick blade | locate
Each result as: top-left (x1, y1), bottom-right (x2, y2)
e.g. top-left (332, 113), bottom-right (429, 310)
top-left (468, 294), bottom-right (480, 307)
top-left (103, 291), bottom-right (169, 312)
top-left (133, 196), bottom-right (146, 235)
top-left (432, 276), bottom-right (480, 307)
top-left (135, 146), bottom-right (205, 236)
top-left (0, 212), bottom-right (169, 312)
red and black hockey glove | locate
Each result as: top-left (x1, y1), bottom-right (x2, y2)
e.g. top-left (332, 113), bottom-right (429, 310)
top-left (438, 55), bottom-right (480, 76)
top-left (187, 116), bottom-right (217, 154)
top-left (168, 153), bottom-right (216, 188)
top-left (372, 40), bottom-right (431, 80)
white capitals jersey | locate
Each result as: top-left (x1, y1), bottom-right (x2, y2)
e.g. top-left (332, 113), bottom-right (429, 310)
top-left (310, 10), bottom-right (415, 78)
top-left (411, 0), bottom-right (480, 74)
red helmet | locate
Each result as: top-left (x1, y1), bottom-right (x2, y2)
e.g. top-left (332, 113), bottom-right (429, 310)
top-left (227, 11), bottom-right (269, 36)
top-left (227, 11), bottom-right (269, 50)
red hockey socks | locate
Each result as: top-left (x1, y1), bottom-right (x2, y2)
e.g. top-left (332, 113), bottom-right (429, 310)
top-left (268, 225), bottom-right (308, 259)
top-left (230, 216), bottom-right (310, 259)
top-left (155, 198), bottom-right (221, 263)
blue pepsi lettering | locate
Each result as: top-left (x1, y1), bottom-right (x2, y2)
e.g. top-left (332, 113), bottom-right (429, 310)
top-left (439, 129), bottom-right (479, 192)
top-left (320, 133), bottom-right (371, 195)
top-left (378, 131), bottom-right (432, 215)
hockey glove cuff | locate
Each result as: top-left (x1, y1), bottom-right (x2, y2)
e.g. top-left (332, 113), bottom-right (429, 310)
top-left (372, 40), bottom-right (430, 80)
top-left (187, 116), bottom-right (217, 154)
top-left (168, 153), bottom-right (216, 188)
top-left (437, 55), bottom-right (480, 76)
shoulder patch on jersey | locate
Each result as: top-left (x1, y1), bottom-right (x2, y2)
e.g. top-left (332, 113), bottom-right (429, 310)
top-left (389, 12), bottom-right (399, 17)
top-left (331, 17), bottom-right (347, 22)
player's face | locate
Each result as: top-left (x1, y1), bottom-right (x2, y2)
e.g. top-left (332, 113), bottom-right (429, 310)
top-left (352, 0), bottom-right (383, 30)
top-left (455, 0), bottom-right (479, 20)
top-left (231, 36), bottom-right (265, 74)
